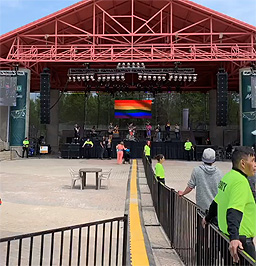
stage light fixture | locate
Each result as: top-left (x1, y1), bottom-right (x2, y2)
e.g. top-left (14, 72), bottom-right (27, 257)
top-left (141, 63), bottom-right (145, 68)
top-left (136, 63), bottom-right (140, 68)
top-left (111, 76), bottom-right (115, 81)
top-left (174, 75), bottom-right (178, 81)
top-left (169, 74), bottom-right (173, 81)
top-left (188, 75), bottom-right (192, 82)
top-left (122, 63), bottom-right (126, 67)
top-left (107, 76), bottom-right (111, 81)
top-left (102, 76), bottom-right (106, 82)
top-left (77, 76), bottom-right (81, 81)
top-left (143, 75), bottom-right (147, 81)
top-left (117, 63), bottom-right (121, 68)
top-left (68, 76), bottom-right (72, 82)
top-left (193, 75), bottom-right (197, 82)
top-left (81, 76), bottom-right (85, 81)
top-left (72, 76), bottom-right (76, 82)
top-left (162, 76), bottom-right (166, 81)
top-left (132, 62), bottom-right (136, 68)
top-left (90, 75), bottom-right (94, 80)
top-left (116, 75), bottom-right (120, 81)
top-left (86, 75), bottom-right (89, 81)
top-left (158, 76), bottom-right (162, 81)
top-left (127, 63), bottom-right (130, 68)
top-left (183, 75), bottom-right (187, 81)
top-left (138, 74), bottom-right (142, 80)
top-left (148, 75), bottom-right (151, 81)
top-left (97, 76), bottom-right (101, 82)
top-left (153, 76), bottom-right (157, 81)
top-left (121, 75), bottom-right (125, 81)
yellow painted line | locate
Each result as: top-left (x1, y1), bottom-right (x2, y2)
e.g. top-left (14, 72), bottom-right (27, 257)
top-left (129, 160), bottom-right (149, 266)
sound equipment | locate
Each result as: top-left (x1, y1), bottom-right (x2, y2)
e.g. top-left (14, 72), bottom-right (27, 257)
top-left (216, 71), bottom-right (228, 126)
top-left (40, 72), bottom-right (50, 124)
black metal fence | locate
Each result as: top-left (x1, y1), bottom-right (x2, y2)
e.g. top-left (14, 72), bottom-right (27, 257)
top-left (142, 155), bottom-right (255, 266)
top-left (0, 216), bottom-right (128, 266)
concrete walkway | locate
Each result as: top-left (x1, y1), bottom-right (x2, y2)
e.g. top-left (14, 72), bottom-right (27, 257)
top-left (0, 157), bottom-right (234, 265)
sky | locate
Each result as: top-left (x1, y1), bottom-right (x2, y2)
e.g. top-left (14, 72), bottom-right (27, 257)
top-left (0, 0), bottom-right (255, 35)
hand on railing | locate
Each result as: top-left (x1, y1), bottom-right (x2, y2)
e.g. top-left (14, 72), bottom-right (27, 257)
top-left (229, 239), bottom-right (244, 263)
top-left (201, 217), bottom-right (208, 229)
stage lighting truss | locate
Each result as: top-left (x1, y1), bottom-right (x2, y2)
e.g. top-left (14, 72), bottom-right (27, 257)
top-left (168, 73), bottom-right (197, 82)
top-left (138, 73), bottom-right (167, 82)
top-left (69, 73), bottom-right (95, 82)
top-left (68, 66), bottom-right (197, 84)
top-left (117, 62), bottom-right (145, 69)
top-left (97, 73), bottom-right (125, 82)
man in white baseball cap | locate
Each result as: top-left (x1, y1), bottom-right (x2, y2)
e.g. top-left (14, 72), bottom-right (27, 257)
top-left (179, 148), bottom-right (223, 213)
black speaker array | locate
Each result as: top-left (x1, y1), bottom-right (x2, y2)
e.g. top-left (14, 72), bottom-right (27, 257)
top-left (40, 72), bottom-right (50, 124)
top-left (216, 72), bottom-right (228, 126)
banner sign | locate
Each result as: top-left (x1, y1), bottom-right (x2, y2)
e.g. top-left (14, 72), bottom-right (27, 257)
top-left (240, 69), bottom-right (256, 146)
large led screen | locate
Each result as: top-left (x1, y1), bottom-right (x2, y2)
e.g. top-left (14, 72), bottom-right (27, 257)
top-left (114, 100), bottom-right (152, 119)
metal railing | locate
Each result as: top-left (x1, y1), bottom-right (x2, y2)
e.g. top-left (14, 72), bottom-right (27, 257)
top-left (142, 155), bottom-right (255, 266)
top-left (0, 216), bottom-right (128, 266)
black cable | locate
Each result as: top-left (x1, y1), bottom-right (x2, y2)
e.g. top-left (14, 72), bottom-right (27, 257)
top-left (10, 148), bottom-right (22, 157)
top-left (50, 79), bottom-right (69, 110)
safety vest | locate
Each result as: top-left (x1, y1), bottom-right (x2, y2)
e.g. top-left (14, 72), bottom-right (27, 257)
top-left (84, 141), bottom-right (93, 147)
top-left (23, 140), bottom-right (29, 147)
top-left (144, 145), bottom-right (151, 156)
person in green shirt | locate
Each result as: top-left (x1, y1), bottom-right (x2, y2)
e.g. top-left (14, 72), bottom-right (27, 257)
top-left (184, 139), bottom-right (193, 161)
top-left (144, 140), bottom-right (151, 164)
top-left (203, 146), bottom-right (256, 262)
top-left (22, 137), bottom-right (29, 158)
top-left (155, 154), bottom-right (165, 184)
top-left (82, 138), bottom-right (94, 159)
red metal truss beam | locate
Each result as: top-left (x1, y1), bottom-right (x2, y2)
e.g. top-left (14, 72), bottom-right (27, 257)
top-left (0, 0), bottom-right (255, 64)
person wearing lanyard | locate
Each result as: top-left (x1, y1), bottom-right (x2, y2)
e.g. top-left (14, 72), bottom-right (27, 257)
top-left (202, 146), bottom-right (256, 262)
top-left (116, 141), bottom-right (125, 164)
top-left (155, 154), bottom-right (165, 184)
top-left (144, 140), bottom-right (152, 164)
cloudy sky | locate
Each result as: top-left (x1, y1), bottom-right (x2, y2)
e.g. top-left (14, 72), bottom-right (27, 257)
top-left (0, 0), bottom-right (255, 35)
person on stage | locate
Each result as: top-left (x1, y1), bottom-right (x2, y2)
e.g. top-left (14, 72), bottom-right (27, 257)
top-left (145, 122), bottom-right (152, 139)
top-left (74, 124), bottom-right (80, 143)
top-left (165, 122), bottom-right (171, 140)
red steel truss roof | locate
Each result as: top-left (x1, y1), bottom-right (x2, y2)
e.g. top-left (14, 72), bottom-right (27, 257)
top-left (0, 0), bottom-right (255, 92)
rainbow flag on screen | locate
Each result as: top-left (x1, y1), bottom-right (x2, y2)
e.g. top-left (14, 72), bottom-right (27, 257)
top-left (114, 100), bottom-right (152, 119)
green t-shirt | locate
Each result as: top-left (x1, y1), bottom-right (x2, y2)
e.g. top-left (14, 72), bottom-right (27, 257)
top-left (184, 141), bottom-right (193, 150)
top-left (144, 145), bottom-right (151, 156)
top-left (155, 163), bottom-right (165, 179)
top-left (215, 169), bottom-right (256, 238)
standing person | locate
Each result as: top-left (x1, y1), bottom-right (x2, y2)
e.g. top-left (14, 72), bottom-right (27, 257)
top-left (22, 137), bottom-right (29, 158)
top-left (178, 148), bottom-right (222, 212)
top-left (106, 137), bottom-right (112, 159)
top-left (155, 124), bottom-right (161, 142)
top-left (108, 122), bottom-right (114, 136)
top-left (145, 122), bottom-right (152, 140)
top-left (184, 139), bottom-right (193, 161)
top-left (174, 124), bottom-right (180, 139)
top-left (74, 124), bottom-right (80, 143)
top-left (144, 140), bottom-right (152, 164)
top-left (155, 154), bottom-right (165, 184)
top-left (99, 136), bottom-right (106, 160)
top-left (116, 141), bottom-right (125, 164)
top-left (202, 146), bottom-right (256, 262)
top-left (165, 122), bottom-right (171, 140)
top-left (82, 138), bottom-right (94, 159)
